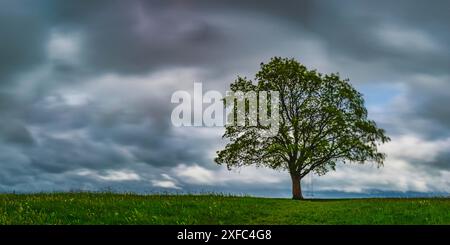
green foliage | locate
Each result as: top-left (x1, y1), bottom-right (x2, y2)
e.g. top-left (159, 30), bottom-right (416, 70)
top-left (216, 57), bottom-right (390, 179)
top-left (0, 193), bottom-right (449, 224)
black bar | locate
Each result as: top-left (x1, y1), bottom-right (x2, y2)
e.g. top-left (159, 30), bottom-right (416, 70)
top-left (0, 225), bottom-right (449, 243)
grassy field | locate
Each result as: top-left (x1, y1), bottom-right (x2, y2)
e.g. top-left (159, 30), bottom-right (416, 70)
top-left (0, 193), bottom-right (449, 224)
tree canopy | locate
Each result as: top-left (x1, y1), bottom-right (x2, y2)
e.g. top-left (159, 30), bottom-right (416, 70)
top-left (215, 57), bottom-right (390, 199)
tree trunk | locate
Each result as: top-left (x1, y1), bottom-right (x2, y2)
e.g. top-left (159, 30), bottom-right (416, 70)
top-left (291, 174), bottom-right (304, 200)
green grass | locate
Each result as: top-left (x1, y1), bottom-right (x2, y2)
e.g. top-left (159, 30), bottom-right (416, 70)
top-left (0, 193), bottom-right (449, 224)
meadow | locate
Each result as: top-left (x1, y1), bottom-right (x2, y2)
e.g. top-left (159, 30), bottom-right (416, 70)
top-left (0, 193), bottom-right (449, 224)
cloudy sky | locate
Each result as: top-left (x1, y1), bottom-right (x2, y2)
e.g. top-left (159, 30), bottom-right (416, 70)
top-left (1, 0), bottom-right (449, 197)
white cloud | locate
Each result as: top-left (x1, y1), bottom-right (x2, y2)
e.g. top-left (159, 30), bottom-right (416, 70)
top-left (47, 31), bottom-right (82, 64)
top-left (313, 134), bottom-right (450, 193)
top-left (76, 169), bottom-right (141, 182)
top-left (172, 163), bottom-right (285, 186)
top-left (165, 133), bottom-right (450, 194)
top-left (316, 160), bottom-right (429, 193)
top-left (377, 25), bottom-right (441, 53)
top-left (151, 174), bottom-right (181, 189)
top-left (98, 170), bottom-right (141, 181)
top-left (173, 164), bottom-right (215, 185)
top-left (151, 180), bottom-right (181, 189)
top-left (60, 92), bottom-right (90, 106)
top-left (380, 135), bottom-right (450, 161)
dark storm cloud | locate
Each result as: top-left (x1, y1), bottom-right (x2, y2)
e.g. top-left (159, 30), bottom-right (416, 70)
top-left (0, 119), bottom-right (34, 146)
top-left (306, 1), bottom-right (450, 75)
top-left (1, 0), bottom-right (449, 78)
top-left (405, 151), bottom-right (450, 174)
top-left (28, 135), bottom-right (130, 173)
top-left (0, 0), bottom-right (225, 83)
top-left (421, 100), bottom-right (450, 133)
top-left (430, 152), bottom-right (450, 171)
top-left (0, 0), bottom-right (449, 193)
top-left (0, 1), bottom-right (49, 84)
top-left (182, 0), bottom-right (450, 76)
top-left (17, 83), bottom-right (215, 170)
top-left (47, 0), bottom-right (228, 75)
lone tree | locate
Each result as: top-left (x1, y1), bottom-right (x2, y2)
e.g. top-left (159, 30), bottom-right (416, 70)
top-left (215, 57), bottom-right (390, 200)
